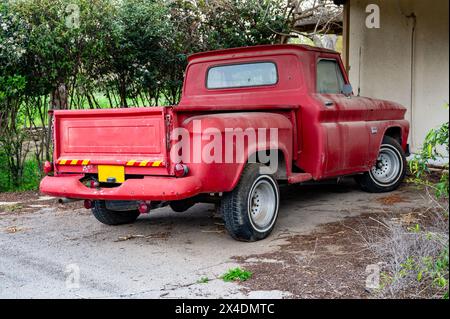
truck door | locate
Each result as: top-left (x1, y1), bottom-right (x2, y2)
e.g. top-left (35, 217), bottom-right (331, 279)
top-left (315, 58), bottom-right (370, 175)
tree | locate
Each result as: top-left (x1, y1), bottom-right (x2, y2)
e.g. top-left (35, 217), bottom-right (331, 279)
top-left (0, 0), bottom-right (341, 190)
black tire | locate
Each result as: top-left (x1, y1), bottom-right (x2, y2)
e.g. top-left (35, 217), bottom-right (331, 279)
top-left (91, 200), bottom-right (140, 225)
top-left (220, 163), bottom-right (279, 242)
top-left (356, 136), bottom-right (407, 193)
top-left (169, 199), bottom-right (195, 213)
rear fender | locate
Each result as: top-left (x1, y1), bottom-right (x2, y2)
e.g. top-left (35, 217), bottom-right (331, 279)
top-left (175, 112), bottom-right (293, 192)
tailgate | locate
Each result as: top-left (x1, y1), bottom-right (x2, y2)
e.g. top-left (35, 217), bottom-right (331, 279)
top-left (53, 107), bottom-right (171, 176)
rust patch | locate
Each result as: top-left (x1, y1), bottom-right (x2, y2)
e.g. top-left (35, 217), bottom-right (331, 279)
top-left (377, 194), bottom-right (406, 205)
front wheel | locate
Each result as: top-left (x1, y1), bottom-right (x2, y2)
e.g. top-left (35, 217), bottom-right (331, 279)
top-left (220, 164), bottom-right (279, 241)
top-left (356, 136), bottom-right (407, 193)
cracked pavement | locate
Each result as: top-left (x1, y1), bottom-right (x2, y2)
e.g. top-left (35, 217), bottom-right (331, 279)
top-left (0, 179), bottom-right (428, 298)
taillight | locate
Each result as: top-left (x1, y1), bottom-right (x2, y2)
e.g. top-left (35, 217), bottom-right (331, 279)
top-left (138, 201), bottom-right (150, 214)
top-left (84, 200), bottom-right (92, 209)
top-left (174, 163), bottom-right (189, 177)
top-left (89, 180), bottom-right (100, 188)
top-left (43, 161), bottom-right (53, 175)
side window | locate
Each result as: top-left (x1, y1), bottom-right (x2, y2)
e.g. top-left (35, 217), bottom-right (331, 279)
top-left (316, 59), bottom-right (345, 94)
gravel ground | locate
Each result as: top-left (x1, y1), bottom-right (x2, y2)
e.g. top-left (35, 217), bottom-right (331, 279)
top-left (0, 179), bottom-right (430, 298)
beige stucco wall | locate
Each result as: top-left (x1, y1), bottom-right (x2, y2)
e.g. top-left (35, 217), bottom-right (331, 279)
top-left (347, 0), bottom-right (449, 152)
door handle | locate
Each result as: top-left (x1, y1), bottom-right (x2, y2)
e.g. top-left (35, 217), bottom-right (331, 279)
top-left (324, 101), bottom-right (334, 107)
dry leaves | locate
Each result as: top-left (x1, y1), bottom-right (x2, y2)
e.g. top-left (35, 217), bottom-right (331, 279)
top-left (377, 194), bottom-right (406, 205)
top-left (115, 232), bottom-right (171, 242)
top-left (5, 226), bottom-right (22, 233)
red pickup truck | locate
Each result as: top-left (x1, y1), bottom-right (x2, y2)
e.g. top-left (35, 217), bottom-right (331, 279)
top-left (40, 44), bottom-right (409, 241)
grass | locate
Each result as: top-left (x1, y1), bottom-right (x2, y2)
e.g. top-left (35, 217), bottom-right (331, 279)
top-left (220, 267), bottom-right (252, 282)
top-left (2, 203), bottom-right (23, 212)
top-left (197, 268), bottom-right (253, 284)
top-left (197, 277), bottom-right (210, 284)
top-left (71, 92), bottom-right (151, 109)
top-left (20, 92), bottom-right (172, 128)
top-left (0, 157), bottom-right (41, 192)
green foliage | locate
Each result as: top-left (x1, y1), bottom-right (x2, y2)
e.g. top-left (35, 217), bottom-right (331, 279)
top-left (0, 0), bottom-right (325, 193)
top-left (1, 203), bottom-right (23, 212)
top-left (190, 0), bottom-right (289, 50)
top-left (0, 151), bottom-right (40, 192)
top-left (381, 112), bottom-right (449, 299)
top-left (197, 276), bottom-right (210, 284)
top-left (0, 151), bottom-right (10, 191)
top-left (220, 267), bottom-right (252, 282)
top-left (378, 225), bottom-right (449, 299)
top-left (0, 74), bottom-right (29, 189)
top-left (407, 223), bottom-right (420, 233)
top-left (18, 158), bottom-right (41, 191)
top-left (406, 157), bottom-right (448, 297)
top-left (397, 243), bottom-right (449, 299)
top-left (2, 0), bottom-right (291, 109)
top-left (409, 104), bottom-right (449, 198)
top-left (0, 75), bottom-right (26, 104)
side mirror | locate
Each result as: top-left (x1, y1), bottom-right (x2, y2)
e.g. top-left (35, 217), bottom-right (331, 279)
top-left (342, 84), bottom-right (353, 97)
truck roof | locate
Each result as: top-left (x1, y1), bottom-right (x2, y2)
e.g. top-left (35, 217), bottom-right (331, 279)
top-left (187, 44), bottom-right (338, 63)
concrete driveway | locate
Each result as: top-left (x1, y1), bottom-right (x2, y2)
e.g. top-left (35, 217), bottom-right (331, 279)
top-left (0, 179), bottom-right (428, 298)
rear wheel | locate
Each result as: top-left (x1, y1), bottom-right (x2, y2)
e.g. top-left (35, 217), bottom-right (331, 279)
top-left (220, 164), bottom-right (279, 242)
top-left (91, 200), bottom-right (140, 225)
top-left (169, 199), bottom-right (195, 213)
top-left (356, 136), bottom-right (406, 193)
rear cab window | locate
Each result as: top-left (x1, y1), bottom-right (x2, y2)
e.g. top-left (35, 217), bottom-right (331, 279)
top-left (207, 62), bottom-right (278, 89)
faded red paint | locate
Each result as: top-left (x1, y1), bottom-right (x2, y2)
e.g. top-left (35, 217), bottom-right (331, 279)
top-left (40, 44), bottom-right (409, 201)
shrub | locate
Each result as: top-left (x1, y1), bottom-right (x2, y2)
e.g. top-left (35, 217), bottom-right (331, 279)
top-left (409, 105), bottom-right (449, 198)
top-left (371, 216), bottom-right (449, 299)
top-left (0, 150), bottom-right (40, 192)
top-left (0, 0), bottom-right (295, 192)
top-left (371, 111), bottom-right (449, 299)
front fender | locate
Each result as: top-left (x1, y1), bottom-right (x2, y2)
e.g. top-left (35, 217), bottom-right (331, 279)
top-left (176, 112), bottom-right (293, 192)
top-left (368, 120), bottom-right (410, 167)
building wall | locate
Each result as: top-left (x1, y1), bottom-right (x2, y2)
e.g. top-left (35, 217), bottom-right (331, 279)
top-left (347, 0), bottom-right (449, 151)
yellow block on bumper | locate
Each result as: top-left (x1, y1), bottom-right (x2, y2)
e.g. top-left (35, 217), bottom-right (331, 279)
top-left (98, 165), bottom-right (125, 183)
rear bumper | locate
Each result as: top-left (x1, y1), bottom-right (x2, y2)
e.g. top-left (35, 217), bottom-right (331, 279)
top-left (39, 175), bottom-right (202, 201)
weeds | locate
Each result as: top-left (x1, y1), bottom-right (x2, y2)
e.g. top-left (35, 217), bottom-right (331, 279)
top-left (370, 210), bottom-right (448, 298)
top-left (2, 203), bottom-right (23, 212)
top-left (409, 106), bottom-right (449, 198)
top-left (368, 116), bottom-right (449, 299)
top-left (220, 267), bottom-right (252, 282)
top-left (197, 277), bottom-right (210, 284)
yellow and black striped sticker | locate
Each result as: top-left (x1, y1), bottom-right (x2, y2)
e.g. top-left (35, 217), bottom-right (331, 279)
top-left (57, 159), bottom-right (90, 166)
top-left (57, 159), bottom-right (164, 167)
top-left (125, 160), bottom-right (164, 167)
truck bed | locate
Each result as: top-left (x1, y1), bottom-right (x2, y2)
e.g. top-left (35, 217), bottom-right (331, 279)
top-left (53, 107), bottom-right (171, 176)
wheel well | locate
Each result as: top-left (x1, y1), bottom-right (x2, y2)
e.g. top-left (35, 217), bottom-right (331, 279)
top-left (384, 127), bottom-right (402, 145)
top-left (248, 149), bottom-right (287, 180)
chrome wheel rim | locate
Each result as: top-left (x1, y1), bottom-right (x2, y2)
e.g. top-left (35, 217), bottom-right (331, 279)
top-left (247, 177), bottom-right (278, 232)
top-left (369, 145), bottom-right (402, 186)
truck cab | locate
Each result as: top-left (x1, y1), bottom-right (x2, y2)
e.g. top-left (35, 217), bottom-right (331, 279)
top-left (40, 44), bottom-right (409, 241)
